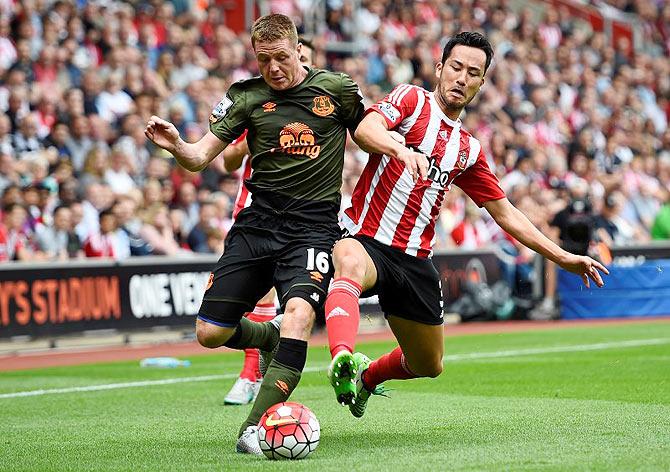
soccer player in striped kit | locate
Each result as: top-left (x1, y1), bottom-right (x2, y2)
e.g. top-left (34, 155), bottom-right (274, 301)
top-left (325, 32), bottom-right (609, 416)
top-left (220, 39), bottom-right (316, 406)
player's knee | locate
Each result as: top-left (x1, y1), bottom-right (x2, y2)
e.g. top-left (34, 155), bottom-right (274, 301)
top-left (424, 360), bottom-right (443, 378)
top-left (196, 326), bottom-right (219, 349)
top-left (334, 253), bottom-right (366, 281)
top-left (282, 300), bottom-right (315, 338)
top-left (195, 320), bottom-right (232, 349)
top-left (410, 357), bottom-right (443, 378)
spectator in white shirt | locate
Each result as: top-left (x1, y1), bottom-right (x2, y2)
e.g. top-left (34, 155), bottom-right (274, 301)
top-left (95, 74), bottom-right (134, 123)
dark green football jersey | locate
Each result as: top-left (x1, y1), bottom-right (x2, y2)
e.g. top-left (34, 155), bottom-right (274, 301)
top-left (209, 68), bottom-right (364, 211)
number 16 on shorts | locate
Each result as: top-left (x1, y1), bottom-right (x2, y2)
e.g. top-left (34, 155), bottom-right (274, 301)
top-left (306, 248), bottom-right (330, 274)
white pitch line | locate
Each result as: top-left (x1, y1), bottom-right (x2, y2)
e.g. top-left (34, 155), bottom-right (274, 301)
top-left (0, 366), bottom-right (324, 400)
top-left (1, 338), bottom-right (668, 400)
top-left (443, 338), bottom-right (670, 361)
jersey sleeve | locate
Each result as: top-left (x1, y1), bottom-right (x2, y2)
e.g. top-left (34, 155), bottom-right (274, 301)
top-left (339, 73), bottom-right (365, 132)
top-left (367, 84), bottom-right (420, 130)
top-left (209, 83), bottom-right (248, 143)
top-left (453, 150), bottom-right (506, 207)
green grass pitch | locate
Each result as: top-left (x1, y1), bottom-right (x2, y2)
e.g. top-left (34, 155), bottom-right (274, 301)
top-left (1, 321), bottom-right (669, 471)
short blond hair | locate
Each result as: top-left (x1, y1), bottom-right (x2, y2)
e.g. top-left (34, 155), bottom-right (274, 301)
top-left (250, 14), bottom-right (298, 48)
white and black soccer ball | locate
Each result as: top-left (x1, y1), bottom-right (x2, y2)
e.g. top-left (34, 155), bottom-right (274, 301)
top-left (257, 402), bottom-right (320, 460)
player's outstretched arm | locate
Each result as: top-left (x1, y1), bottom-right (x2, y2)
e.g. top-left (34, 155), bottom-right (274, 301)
top-left (222, 138), bottom-right (249, 172)
top-left (353, 112), bottom-right (428, 182)
top-left (145, 115), bottom-right (228, 172)
top-left (483, 197), bottom-right (609, 288)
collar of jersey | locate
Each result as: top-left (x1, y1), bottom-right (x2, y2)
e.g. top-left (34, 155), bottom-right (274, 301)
top-left (429, 92), bottom-right (462, 128)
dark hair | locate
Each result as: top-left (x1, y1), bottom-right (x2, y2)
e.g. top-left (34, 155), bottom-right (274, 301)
top-left (299, 36), bottom-right (314, 51)
top-left (3, 202), bottom-right (25, 214)
top-left (53, 204), bottom-right (71, 216)
top-left (441, 31), bottom-right (494, 74)
top-left (99, 208), bottom-right (115, 220)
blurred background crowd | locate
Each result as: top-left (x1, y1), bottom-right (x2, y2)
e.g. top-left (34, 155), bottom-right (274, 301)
top-left (0, 0), bottom-right (668, 301)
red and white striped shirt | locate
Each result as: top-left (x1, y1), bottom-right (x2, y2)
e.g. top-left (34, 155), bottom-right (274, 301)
top-left (231, 130), bottom-right (252, 220)
top-left (343, 84), bottom-right (505, 258)
top-left (232, 155), bottom-right (253, 220)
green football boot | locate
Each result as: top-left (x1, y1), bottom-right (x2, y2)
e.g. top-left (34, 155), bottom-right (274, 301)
top-left (327, 350), bottom-right (358, 406)
top-left (349, 352), bottom-right (387, 418)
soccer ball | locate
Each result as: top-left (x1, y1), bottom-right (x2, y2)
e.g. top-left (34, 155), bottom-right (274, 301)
top-left (257, 401), bottom-right (320, 460)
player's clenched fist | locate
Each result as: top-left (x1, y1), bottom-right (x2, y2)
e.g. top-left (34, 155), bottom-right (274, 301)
top-left (145, 115), bottom-right (180, 153)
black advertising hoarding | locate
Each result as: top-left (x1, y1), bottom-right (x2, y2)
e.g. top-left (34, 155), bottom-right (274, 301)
top-left (0, 256), bottom-right (215, 339)
top-left (0, 250), bottom-right (501, 339)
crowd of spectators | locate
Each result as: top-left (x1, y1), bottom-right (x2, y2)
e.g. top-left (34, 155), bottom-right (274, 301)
top-left (0, 0), bottom-right (668, 303)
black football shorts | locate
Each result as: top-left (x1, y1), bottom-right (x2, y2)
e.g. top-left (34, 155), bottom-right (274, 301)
top-left (198, 207), bottom-right (339, 327)
top-left (353, 235), bottom-right (444, 325)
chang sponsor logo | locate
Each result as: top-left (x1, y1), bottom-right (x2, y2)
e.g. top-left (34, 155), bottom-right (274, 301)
top-left (273, 122), bottom-right (321, 159)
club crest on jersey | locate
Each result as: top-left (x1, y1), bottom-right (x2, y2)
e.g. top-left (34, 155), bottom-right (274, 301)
top-left (456, 150), bottom-right (469, 170)
top-left (274, 122), bottom-right (321, 159)
top-left (262, 102), bottom-right (277, 112)
top-left (312, 95), bottom-right (335, 117)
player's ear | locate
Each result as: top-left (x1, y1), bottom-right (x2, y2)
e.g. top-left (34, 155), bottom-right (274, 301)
top-left (435, 62), bottom-right (443, 79)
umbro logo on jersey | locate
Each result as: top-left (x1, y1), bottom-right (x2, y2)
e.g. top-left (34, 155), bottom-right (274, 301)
top-left (310, 271), bottom-right (324, 282)
top-left (325, 307), bottom-right (350, 321)
top-left (263, 102), bottom-right (277, 112)
top-left (439, 130), bottom-right (448, 139)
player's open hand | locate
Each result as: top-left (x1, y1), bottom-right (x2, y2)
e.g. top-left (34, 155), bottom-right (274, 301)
top-left (396, 146), bottom-right (429, 182)
top-left (559, 254), bottom-right (610, 288)
top-left (145, 115), bottom-right (180, 152)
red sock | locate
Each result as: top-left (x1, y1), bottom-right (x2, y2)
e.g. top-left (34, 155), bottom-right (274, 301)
top-left (325, 277), bottom-right (362, 358)
top-left (246, 303), bottom-right (276, 323)
top-left (362, 347), bottom-right (418, 390)
top-left (240, 303), bottom-right (276, 380)
top-left (239, 348), bottom-right (259, 381)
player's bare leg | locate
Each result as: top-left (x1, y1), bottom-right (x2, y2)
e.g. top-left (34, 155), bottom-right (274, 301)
top-left (385, 316), bottom-right (444, 378)
top-left (195, 319), bottom-right (236, 348)
top-left (350, 317), bottom-right (443, 418)
top-left (325, 238), bottom-right (377, 405)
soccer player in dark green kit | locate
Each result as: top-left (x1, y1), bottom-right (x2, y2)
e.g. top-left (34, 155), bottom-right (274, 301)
top-left (145, 14), bottom-right (427, 455)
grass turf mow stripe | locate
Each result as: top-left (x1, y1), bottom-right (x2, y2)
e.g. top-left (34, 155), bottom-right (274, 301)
top-left (2, 337), bottom-right (667, 400)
